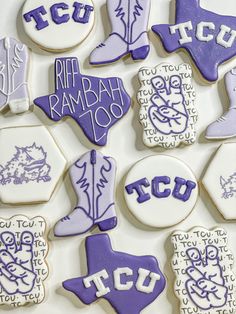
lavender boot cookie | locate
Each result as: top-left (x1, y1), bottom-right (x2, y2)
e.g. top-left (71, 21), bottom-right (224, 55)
top-left (206, 68), bottom-right (236, 139)
top-left (54, 150), bottom-right (117, 237)
top-left (0, 37), bottom-right (29, 114)
top-left (90, 0), bottom-right (151, 65)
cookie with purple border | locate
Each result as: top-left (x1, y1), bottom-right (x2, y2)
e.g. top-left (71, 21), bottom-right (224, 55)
top-left (0, 215), bottom-right (48, 307)
top-left (90, 0), bottom-right (151, 65)
top-left (152, 0), bottom-right (236, 82)
top-left (171, 227), bottom-right (236, 314)
top-left (34, 57), bottom-right (131, 146)
top-left (54, 150), bottom-right (117, 237)
top-left (63, 233), bottom-right (166, 313)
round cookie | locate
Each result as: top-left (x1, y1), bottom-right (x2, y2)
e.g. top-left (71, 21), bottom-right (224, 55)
top-left (124, 155), bottom-right (198, 228)
top-left (202, 143), bottom-right (236, 220)
top-left (22, 0), bottom-right (95, 52)
top-left (0, 215), bottom-right (49, 307)
top-left (0, 125), bottom-right (67, 204)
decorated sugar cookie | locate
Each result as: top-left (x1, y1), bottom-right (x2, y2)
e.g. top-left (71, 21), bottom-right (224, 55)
top-left (90, 0), bottom-right (151, 65)
top-left (0, 37), bottom-right (29, 114)
top-left (63, 234), bottom-right (166, 313)
top-left (0, 215), bottom-right (48, 307)
top-left (0, 126), bottom-right (66, 204)
top-left (54, 150), bottom-right (117, 237)
top-left (34, 57), bottom-right (131, 146)
top-left (124, 155), bottom-right (198, 228)
top-left (137, 63), bottom-right (197, 149)
top-left (202, 143), bottom-right (236, 220)
top-left (171, 227), bottom-right (236, 313)
top-left (152, 0), bottom-right (236, 82)
top-left (22, 0), bottom-right (95, 52)
top-left (206, 68), bottom-right (236, 139)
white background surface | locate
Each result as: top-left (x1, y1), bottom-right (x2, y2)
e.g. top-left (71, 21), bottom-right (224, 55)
top-left (1, 0), bottom-right (236, 313)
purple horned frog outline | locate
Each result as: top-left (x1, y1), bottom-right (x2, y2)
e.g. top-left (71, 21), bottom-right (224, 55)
top-left (148, 75), bottom-right (189, 135)
top-left (0, 231), bottom-right (37, 295)
top-left (220, 173), bottom-right (236, 199)
top-left (185, 245), bottom-right (228, 310)
top-left (0, 143), bottom-right (51, 185)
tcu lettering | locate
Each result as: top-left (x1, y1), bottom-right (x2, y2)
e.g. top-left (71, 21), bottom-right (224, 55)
top-left (170, 21), bottom-right (236, 48)
top-left (125, 176), bottom-right (197, 203)
top-left (23, 2), bottom-right (94, 30)
top-left (83, 268), bottom-right (161, 297)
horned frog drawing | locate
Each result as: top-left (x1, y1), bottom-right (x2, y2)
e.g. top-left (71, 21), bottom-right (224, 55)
top-left (220, 173), bottom-right (236, 199)
top-left (0, 143), bottom-right (51, 185)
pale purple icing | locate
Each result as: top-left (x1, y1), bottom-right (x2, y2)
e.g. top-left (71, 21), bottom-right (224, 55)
top-left (90, 0), bottom-right (150, 64)
top-left (152, 0), bottom-right (236, 82)
top-left (54, 150), bottom-right (117, 237)
top-left (206, 68), bottom-right (236, 139)
top-left (63, 233), bottom-right (166, 314)
top-left (0, 37), bottom-right (29, 111)
top-left (34, 57), bottom-right (131, 146)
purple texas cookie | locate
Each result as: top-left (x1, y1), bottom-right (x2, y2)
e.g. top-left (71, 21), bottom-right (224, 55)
top-left (54, 150), bottom-right (117, 237)
top-left (90, 0), bottom-right (151, 65)
top-left (152, 0), bottom-right (236, 82)
top-left (0, 37), bottom-right (29, 114)
top-left (63, 234), bottom-right (166, 314)
top-left (34, 57), bottom-right (131, 146)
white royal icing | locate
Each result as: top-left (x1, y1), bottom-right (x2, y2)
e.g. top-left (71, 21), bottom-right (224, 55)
top-left (202, 143), bottom-right (236, 220)
top-left (124, 155), bottom-right (198, 228)
top-left (137, 63), bottom-right (197, 149)
top-left (83, 269), bottom-right (110, 297)
top-left (22, 0), bottom-right (95, 51)
top-left (0, 215), bottom-right (48, 307)
top-left (172, 227), bottom-right (236, 314)
top-left (0, 125), bottom-right (66, 204)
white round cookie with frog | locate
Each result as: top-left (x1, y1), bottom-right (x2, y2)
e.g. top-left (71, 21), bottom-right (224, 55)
top-left (0, 126), bottom-right (66, 204)
top-left (0, 215), bottom-right (49, 307)
top-left (172, 227), bottom-right (236, 314)
top-left (203, 143), bottom-right (236, 220)
top-left (137, 63), bottom-right (198, 149)
top-left (22, 0), bottom-right (95, 52)
top-left (124, 155), bottom-right (198, 228)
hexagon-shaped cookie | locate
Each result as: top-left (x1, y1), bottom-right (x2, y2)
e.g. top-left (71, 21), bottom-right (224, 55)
top-left (202, 143), bottom-right (236, 220)
top-left (0, 126), bottom-right (67, 204)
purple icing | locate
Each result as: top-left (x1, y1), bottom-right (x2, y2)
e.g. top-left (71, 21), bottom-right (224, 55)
top-left (0, 231), bottom-right (36, 295)
top-left (125, 178), bottom-right (151, 203)
top-left (185, 245), bottom-right (228, 310)
top-left (54, 150), bottom-right (117, 237)
top-left (34, 57), bottom-right (131, 146)
top-left (50, 3), bottom-right (70, 25)
top-left (126, 176), bottom-right (197, 203)
top-left (149, 75), bottom-right (189, 135)
top-left (172, 177), bottom-right (197, 202)
top-left (220, 173), bottom-right (236, 199)
top-left (72, 3), bottom-right (94, 23)
top-left (152, 176), bottom-right (171, 198)
top-left (23, 6), bottom-right (49, 30)
top-left (63, 233), bottom-right (166, 314)
top-left (0, 143), bottom-right (51, 185)
top-left (152, 0), bottom-right (236, 82)
top-left (89, 0), bottom-right (151, 65)
top-left (206, 68), bottom-right (236, 139)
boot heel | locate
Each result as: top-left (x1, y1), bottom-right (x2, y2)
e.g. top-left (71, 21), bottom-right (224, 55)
top-left (97, 217), bottom-right (117, 231)
top-left (131, 45), bottom-right (150, 60)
